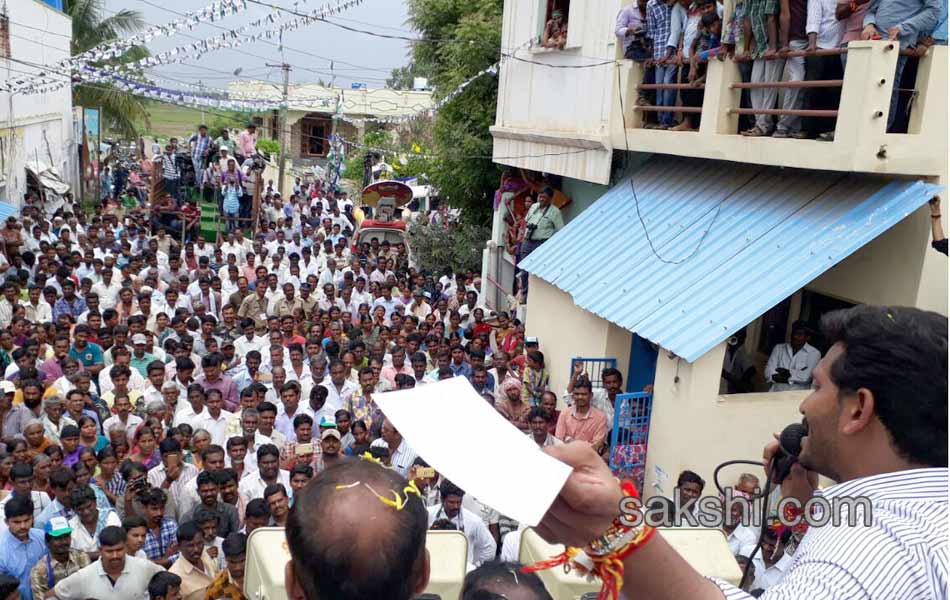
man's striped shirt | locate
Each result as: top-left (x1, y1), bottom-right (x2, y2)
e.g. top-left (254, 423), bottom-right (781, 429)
top-left (713, 468), bottom-right (948, 599)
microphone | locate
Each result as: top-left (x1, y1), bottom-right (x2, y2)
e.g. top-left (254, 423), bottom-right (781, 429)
top-left (772, 423), bottom-right (807, 483)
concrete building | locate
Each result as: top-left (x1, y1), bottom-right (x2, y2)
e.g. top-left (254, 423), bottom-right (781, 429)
top-left (228, 81), bottom-right (433, 165)
top-left (483, 0), bottom-right (947, 497)
top-left (0, 0), bottom-right (76, 213)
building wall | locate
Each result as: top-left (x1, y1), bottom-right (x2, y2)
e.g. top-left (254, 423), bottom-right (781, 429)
top-left (0, 1), bottom-right (75, 205)
top-left (643, 345), bottom-right (806, 497)
top-left (490, 0), bottom-right (619, 183)
top-left (524, 276), bottom-right (632, 396)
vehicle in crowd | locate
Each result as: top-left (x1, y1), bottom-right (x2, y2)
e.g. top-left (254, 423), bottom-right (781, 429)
top-left (357, 179), bottom-right (414, 256)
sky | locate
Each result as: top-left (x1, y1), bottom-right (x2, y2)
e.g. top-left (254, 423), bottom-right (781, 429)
top-left (103, 0), bottom-right (413, 91)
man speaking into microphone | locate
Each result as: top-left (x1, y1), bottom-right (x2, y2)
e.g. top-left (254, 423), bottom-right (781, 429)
top-left (537, 305), bottom-right (947, 600)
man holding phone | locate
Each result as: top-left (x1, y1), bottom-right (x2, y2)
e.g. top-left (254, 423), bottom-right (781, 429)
top-left (764, 320), bottom-right (821, 391)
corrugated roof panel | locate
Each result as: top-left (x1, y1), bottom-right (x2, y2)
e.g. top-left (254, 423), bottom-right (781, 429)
top-left (0, 202), bottom-right (17, 222)
top-left (520, 157), bottom-right (941, 362)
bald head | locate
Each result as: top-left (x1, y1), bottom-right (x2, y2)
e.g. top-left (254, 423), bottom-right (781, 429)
top-left (461, 561), bottom-right (553, 600)
top-left (286, 458), bottom-right (429, 600)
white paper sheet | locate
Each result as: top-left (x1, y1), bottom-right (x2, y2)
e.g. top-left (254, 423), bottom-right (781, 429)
top-left (374, 376), bottom-right (571, 525)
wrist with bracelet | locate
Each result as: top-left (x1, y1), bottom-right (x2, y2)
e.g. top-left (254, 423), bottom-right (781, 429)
top-left (523, 480), bottom-right (656, 600)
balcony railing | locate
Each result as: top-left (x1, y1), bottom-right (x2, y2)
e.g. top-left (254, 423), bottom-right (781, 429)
top-left (611, 40), bottom-right (947, 177)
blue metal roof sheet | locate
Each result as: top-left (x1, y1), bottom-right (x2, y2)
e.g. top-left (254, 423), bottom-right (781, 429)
top-left (0, 202), bottom-right (17, 222)
top-left (520, 157), bottom-right (941, 362)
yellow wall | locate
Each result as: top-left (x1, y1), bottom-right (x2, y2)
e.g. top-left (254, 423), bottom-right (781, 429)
top-left (525, 276), bottom-right (632, 397)
top-left (643, 345), bottom-right (806, 497)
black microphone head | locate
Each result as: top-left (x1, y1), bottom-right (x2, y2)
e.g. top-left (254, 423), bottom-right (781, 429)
top-left (779, 423), bottom-right (807, 457)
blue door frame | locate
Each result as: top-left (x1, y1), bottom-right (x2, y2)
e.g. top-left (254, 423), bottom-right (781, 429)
top-left (626, 334), bottom-right (658, 393)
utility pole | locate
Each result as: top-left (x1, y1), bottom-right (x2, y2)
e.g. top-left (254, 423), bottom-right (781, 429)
top-left (326, 90), bottom-right (341, 194)
top-left (197, 80), bottom-right (205, 123)
top-left (266, 63), bottom-right (292, 197)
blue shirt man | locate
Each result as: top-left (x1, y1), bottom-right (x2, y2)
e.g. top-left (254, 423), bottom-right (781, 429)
top-left (0, 497), bottom-right (48, 600)
top-left (67, 326), bottom-right (103, 372)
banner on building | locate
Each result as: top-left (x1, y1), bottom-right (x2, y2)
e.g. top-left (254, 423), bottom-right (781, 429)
top-left (82, 107), bottom-right (100, 182)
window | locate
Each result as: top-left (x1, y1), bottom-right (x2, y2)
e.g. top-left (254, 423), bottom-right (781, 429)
top-left (539, 0), bottom-right (569, 49)
top-left (798, 290), bottom-right (856, 355)
top-left (299, 116), bottom-right (330, 157)
top-left (721, 289), bottom-right (856, 395)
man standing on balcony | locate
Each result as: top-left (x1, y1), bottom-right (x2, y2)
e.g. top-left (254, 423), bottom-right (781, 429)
top-left (771, 0), bottom-right (811, 138)
top-left (667, 0), bottom-right (714, 131)
top-left (645, 0), bottom-right (678, 128)
top-left (861, 0), bottom-right (940, 130)
top-left (741, 0), bottom-right (781, 136)
top-left (803, 0), bottom-right (844, 140)
top-left (617, 0), bottom-right (655, 107)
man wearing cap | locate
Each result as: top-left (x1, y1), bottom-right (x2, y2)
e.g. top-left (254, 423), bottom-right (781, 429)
top-left (29, 516), bottom-right (89, 599)
top-left (130, 335), bottom-right (157, 379)
top-left (216, 146), bottom-right (234, 174)
top-left (318, 428), bottom-right (343, 473)
top-left (408, 289), bottom-right (432, 320)
top-left (764, 320), bottom-right (821, 391)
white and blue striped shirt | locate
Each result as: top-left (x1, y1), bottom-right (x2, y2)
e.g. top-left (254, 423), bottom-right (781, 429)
top-left (713, 468), bottom-right (948, 599)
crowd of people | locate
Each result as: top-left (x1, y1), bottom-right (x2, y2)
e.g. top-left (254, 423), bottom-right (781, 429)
top-left (0, 153), bottom-right (626, 599)
top-left (615, 0), bottom-right (945, 134)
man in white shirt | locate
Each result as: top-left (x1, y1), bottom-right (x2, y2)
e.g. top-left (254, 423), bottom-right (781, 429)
top-left (235, 321), bottom-right (268, 357)
top-left (198, 391), bottom-right (234, 447)
top-left (372, 285), bottom-right (401, 321)
top-left (751, 528), bottom-right (794, 591)
top-left (51, 526), bottom-right (164, 599)
top-left (320, 360), bottom-right (359, 413)
top-left (238, 444), bottom-right (291, 510)
top-left (764, 321), bottom-right (821, 391)
top-left (427, 480), bottom-right (496, 568)
top-left (102, 395), bottom-right (143, 441)
top-left (173, 385), bottom-right (209, 428)
top-left (147, 439), bottom-right (200, 512)
top-left (23, 285), bottom-right (52, 323)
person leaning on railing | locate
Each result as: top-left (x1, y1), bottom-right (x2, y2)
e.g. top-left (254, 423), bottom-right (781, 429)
top-left (860, 0), bottom-right (942, 131)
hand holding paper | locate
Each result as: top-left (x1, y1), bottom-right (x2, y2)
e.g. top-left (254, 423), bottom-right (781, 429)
top-left (374, 377), bottom-right (572, 525)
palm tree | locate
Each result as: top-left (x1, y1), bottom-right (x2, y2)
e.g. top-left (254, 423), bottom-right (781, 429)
top-left (65, 0), bottom-right (148, 137)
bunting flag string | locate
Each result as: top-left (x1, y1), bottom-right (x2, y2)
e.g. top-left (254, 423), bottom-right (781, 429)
top-left (2, 0), bottom-right (364, 94)
top-left (334, 39), bottom-right (535, 125)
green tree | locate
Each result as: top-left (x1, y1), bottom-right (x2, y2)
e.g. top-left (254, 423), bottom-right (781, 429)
top-left (66, 0), bottom-right (148, 137)
top-left (387, 65), bottom-right (425, 90)
top-left (406, 0), bottom-right (502, 223)
top-left (408, 216), bottom-right (489, 275)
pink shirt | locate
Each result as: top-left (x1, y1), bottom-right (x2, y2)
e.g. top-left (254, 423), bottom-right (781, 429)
top-left (380, 364), bottom-right (413, 387)
top-left (555, 406), bottom-right (609, 448)
top-left (237, 130), bottom-right (257, 157)
top-left (837, 1), bottom-right (868, 43)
